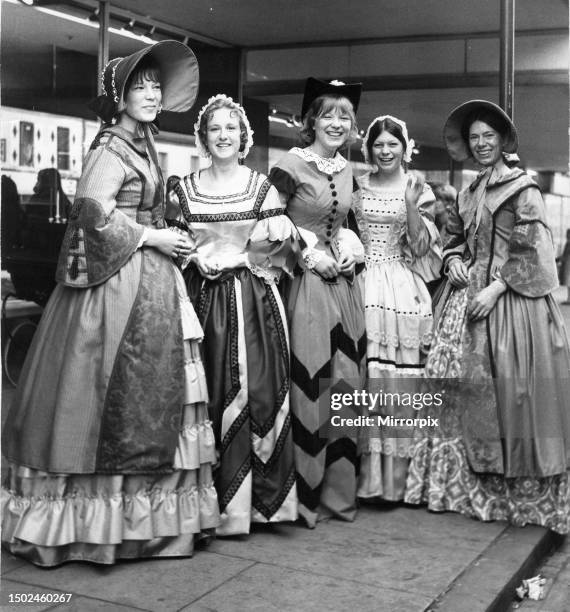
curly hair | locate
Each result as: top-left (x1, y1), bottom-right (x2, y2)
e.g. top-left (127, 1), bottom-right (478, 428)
top-left (196, 97), bottom-right (249, 154)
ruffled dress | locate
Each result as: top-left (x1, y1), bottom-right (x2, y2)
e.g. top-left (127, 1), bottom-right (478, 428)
top-left (1, 125), bottom-right (220, 566)
top-left (270, 148), bottom-right (367, 527)
top-left (405, 168), bottom-right (570, 533)
top-left (173, 169), bottom-right (299, 535)
top-left (355, 172), bottom-right (442, 501)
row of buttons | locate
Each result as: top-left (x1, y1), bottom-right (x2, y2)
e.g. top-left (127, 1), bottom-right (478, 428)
top-left (325, 174), bottom-right (338, 246)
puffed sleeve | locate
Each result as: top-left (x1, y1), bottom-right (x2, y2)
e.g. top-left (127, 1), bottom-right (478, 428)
top-left (400, 183), bottom-right (443, 282)
top-left (247, 182), bottom-right (304, 279)
top-left (499, 185), bottom-right (558, 297)
top-left (56, 144), bottom-right (145, 287)
top-left (268, 162), bottom-right (298, 200)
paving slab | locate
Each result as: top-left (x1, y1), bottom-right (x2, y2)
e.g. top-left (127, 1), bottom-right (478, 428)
top-left (182, 562), bottom-right (434, 612)
top-left (205, 517), bottom-right (499, 601)
top-left (1, 579), bottom-right (68, 612)
top-left (343, 503), bottom-right (507, 550)
top-left (2, 551), bottom-right (254, 611)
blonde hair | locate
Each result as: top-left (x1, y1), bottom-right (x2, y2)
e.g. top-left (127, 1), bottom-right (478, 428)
top-left (300, 95), bottom-right (358, 146)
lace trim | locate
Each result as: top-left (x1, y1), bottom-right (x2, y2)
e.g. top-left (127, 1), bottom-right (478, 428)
top-left (246, 262), bottom-right (281, 284)
top-left (367, 330), bottom-right (433, 348)
top-left (290, 147), bottom-right (347, 174)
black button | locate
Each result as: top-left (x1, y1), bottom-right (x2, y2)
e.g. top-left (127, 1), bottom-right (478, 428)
top-left (329, 183), bottom-right (335, 189)
top-left (325, 240), bottom-right (331, 245)
top-left (326, 230), bottom-right (332, 236)
top-left (332, 200), bottom-right (338, 206)
top-left (327, 175), bottom-right (333, 181)
top-left (331, 191), bottom-right (337, 197)
top-left (327, 224), bottom-right (332, 229)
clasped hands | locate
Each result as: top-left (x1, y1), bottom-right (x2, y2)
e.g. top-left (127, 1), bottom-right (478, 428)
top-left (447, 259), bottom-right (506, 321)
top-left (313, 251), bottom-right (355, 280)
top-left (192, 252), bottom-right (249, 280)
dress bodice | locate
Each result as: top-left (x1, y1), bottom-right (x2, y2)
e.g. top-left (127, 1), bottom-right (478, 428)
top-left (174, 169), bottom-right (284, 258)
top-left (361, 184), bottom-right (408, 265)
top-left (269, 148), bottom-right (356, 257)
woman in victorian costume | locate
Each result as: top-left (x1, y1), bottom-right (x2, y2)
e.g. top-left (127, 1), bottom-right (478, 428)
top-left (171, 94), bottom-right (300, 535)
top-left (405, 100), bottom-right (570, 533)
top-left (269, 78), bottom-right (366, 528)
top-left (356, 115), bottom-right (442, 503)
top-left (1, 41), bottom-right (220, 566)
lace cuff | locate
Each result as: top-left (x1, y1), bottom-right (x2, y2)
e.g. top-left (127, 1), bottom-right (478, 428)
top-left (302, 247), bottom-right (324, 270)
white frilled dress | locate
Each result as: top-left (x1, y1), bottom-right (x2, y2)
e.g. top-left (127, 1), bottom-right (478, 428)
top-left (1, 125), bottom-right (220, 566)
top-left (356, 172), bottom-right (442, 501)
top-left (173, 169), bottom-right (300, 536)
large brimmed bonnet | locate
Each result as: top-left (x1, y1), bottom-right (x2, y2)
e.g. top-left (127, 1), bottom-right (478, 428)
top-left (89, 40), bottom-right (199, 123)
top-left (443, 99), bottom-right (518, 162)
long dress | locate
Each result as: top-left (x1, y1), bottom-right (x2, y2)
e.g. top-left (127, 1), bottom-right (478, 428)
top-left (356, 172), bottom-right (442, 501)
top-left (269, 147), bottom-right (367, 528)
top-left (173, 169), bottom-right (299, 536)
top-left (1, 125), bottom-right (220, 566)
top-left (405, 167), bottom-right (570, 534)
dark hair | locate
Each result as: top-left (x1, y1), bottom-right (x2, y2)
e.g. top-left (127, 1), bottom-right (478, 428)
top-left (196, 98), bottom-right (249, 154)
top-left (124, 57), bottom-right (161, 99)
top-left (166, 175), bottom-right (180, 193)
top-left (365, 117), bottom-right (408, 170)
top-left (461, 109), bottom-right (509, 147)
top-left (300, 94), bottom-right (357, 146)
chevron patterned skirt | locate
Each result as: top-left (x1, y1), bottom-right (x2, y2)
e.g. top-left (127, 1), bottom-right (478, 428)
top-left (282, 270), bottom-right (366, 528)
top-left (186, 267), bottom-right (298, 535)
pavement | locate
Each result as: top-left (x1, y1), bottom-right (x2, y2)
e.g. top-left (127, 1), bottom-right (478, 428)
top-left (1, 289), bottom-right (569, 612)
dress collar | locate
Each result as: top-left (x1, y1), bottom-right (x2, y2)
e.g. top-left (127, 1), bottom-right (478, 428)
top-left (102, 123), bottom-right (158, 155)
top-left (290, 147), bottom-right (347, 174)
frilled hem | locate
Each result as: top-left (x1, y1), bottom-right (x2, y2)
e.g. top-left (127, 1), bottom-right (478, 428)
top-left (357, 445), bottom-right (412, 502)
top-left (1, 468), bottom-right (220, 551)
top-left (404, 437), bottom-right (570, 534)
top-left (175, 266), bottom-right (204, 342)
top-left (2, 533), bottom-right (214, 567)
top-left (174, 419), bottom-right (216, 469)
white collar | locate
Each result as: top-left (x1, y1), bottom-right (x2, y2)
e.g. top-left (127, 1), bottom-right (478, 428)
top-left (290, 147), bottom-right (347, 174)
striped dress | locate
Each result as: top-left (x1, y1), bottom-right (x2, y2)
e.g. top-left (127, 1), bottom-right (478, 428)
top-left (173, 169), bottom-right (299, 535)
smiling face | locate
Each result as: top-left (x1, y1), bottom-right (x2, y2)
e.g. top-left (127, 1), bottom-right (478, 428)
top-left (311, 97), bottom-right (354, 156)
top-left (205, 106), bottom-right (242, 162)
top-left (125, 74), bottom-right (161, 122)
top-left (468, 120), bottom-right (504, 167)
top-left (119, 70), bottom-right (162, 132)
top-left (372, 129), bottom-right (405, 175)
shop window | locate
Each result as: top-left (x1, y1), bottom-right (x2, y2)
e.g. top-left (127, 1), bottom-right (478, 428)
top-left (57, 127), bottom-right (70, 170)
top-left (19, 121), bottom-right (34, 167)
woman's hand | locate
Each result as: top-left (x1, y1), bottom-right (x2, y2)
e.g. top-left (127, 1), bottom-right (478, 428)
top-left (405, 173), bottom-right (424, 209)
top-left (447, 258), bottom-right (469, 288)
top-left (338, 251), bottom-right (356, 277)
top-left (191, 253), bottom-right (222, 280)
top-left (146, 229), bottom-right (193, 259)
top-left (468, 281), bottom-right (506, 321)
top-left (313, 254), bottom-right (340, 280)
top-left (211, 253), bottom-right (249, 272)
